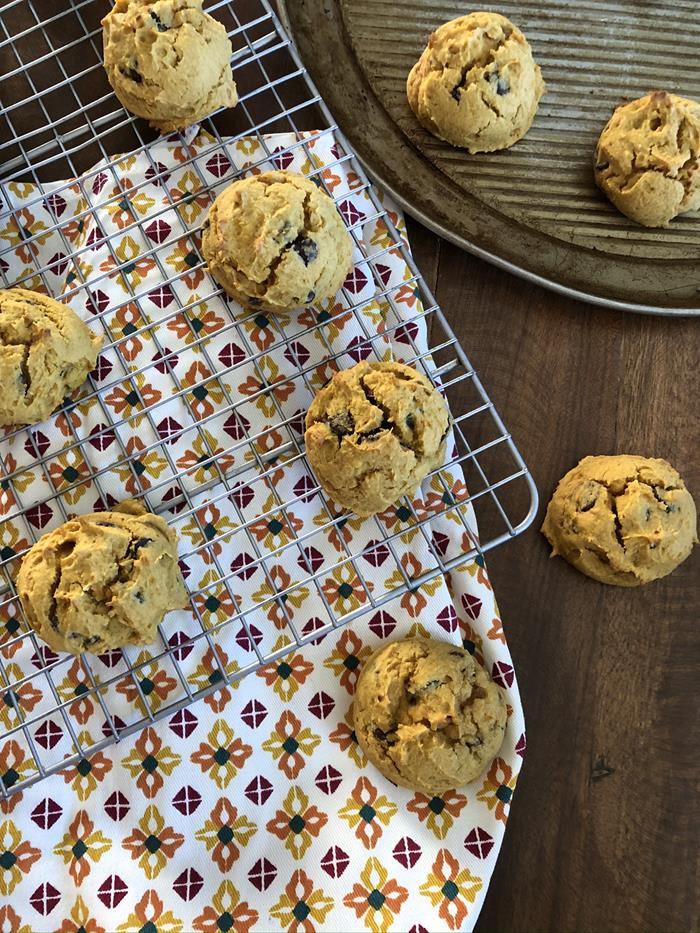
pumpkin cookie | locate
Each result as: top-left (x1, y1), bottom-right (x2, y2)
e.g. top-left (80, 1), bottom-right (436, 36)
top-left (542, 455), bottom-right (697, 586)
top-left (17, 501), bottom-right (189, 655)
top-left (353, 638), bottom-right (507, 795)
top-left (304, 361), bottom-right (449, 517)
top-left (0, 287), bottom-right (101, 427)
top-left (407, 11), bottom-right (545, 153)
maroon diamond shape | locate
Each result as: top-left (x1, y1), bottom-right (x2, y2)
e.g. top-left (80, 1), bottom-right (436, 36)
top-left (92, 172), bottom-right (108, 194)
top-left (320, 845), bottom-right (349, 878)
top-left (347, 335), bottom-right (373, 362)
top-left (230, 552), bottom-right (256, 580)
top-left (31, 645), bottom-right (59, 669)
top-left (104, 790), bottom-right (130, 821)
top-left (293, 475), bottom-right (317, 502)
top-left (93, 355), bottom-right (113, 382)
top-left (270, 146), bottom-right (293, 171)
top-left (173, 868), bottom-right (203, 902)
top-left (144, 161), bottom-right (170, 186)
top-left (44, 192), bottom-right (67, 216)
top-left (169, 707), bottom-right (198, 738)
top-left (235, 624), bottom-right (262, 652)
top-left (375, 263), bottom-right (392, 287)
top-left (393, 836), bottom-right (422, 868)
top-left (34, 719), bottom-right (63, 749)
top-left (515, 733), bottom-right (526, 757)
top-left (363, 541), bottom-right (390, 568)
top-left (205, 152), bottom-right (232, 177)
top-left (168, 630), bottom-right (194, 661)
top-left (492, 660), bottom-right (514, 689)
top-left (147, 284), bottom-right (175, 309)
top-left (395, 321), bottom-right (419, 346)
top-left (156, 416), bottom-right (183, 443)
top-left (86, 288), bottom-right (110, 316)
top-left (219, 342), bottom-right (245, 369)
top-left (172, 784), bottom-right (202, 816)
top-left (88, 424), bottom-right (116, 452)
top-left (338, 199), bottom-right (365, 226)
top-left (101, 715), bottom-right (127, 738)
top-left (462, 593), bottom-right (482, 620)
top-left (315, 764), bottom-right (342, 795)
top-left (244, 775), bottom-right (273, 806)
top-left (436, 604), bottom-right (458, 633)
top-left (223, 411), bottom-right (251, 441)
top-left (230, 482), bottom-right (254, 509)
top-left (31, 797), bottom-right (62, 830)
top-left (28, 430), bottom-right (50, 458)
top-left (464, 826), bottom-right (494, 859)
top-left (368, 610), bottom-right (397, 639)
top-left (48, 252), bottom-right (68, 276)
top-left (86, 225), bottom-right (105, 250)
top-left (248, 856), bottom-right (277, 891)
top-left (343, 267), bottom-right (367, 294)
top-left (151, 348), bottom-right (178, 374)
top-left (145, 218), bottom-right (171, 244)
top-left (308, 691), bottom-right (335, 720)
top-left (30, 883), bottom-right (61, 915)
top-left (289, 409), bottom-right (306, 437)
top-left (301, 617), bottom-right (327, 646)
top-left (283, 341), bottom-right (310, 368)
top-left (299, 546), bottom-right (324, 574)
top-left (25, 502), bottom-right (54, 529)
top-left (240, 699), bottom-right (268, 729)
top-left (162, 485), bottom-right (186, 513)
top-left (96, 649), bottom-right (122, 667)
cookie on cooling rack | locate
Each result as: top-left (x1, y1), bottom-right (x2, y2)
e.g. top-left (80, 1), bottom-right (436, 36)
top-left (0, 287), bottom-right (102, 428)
top-left (16, 501), bottom-right (188, 655)
top-left (407, 11), bottom-right (545, 153)
top-left (541, 455), bottom-right (698, 586)
top-left (304, 361), bottom-right (449, 517)
top-left (102, 0), bottom-right (238, 133)
top-left (594, 91), bottom-right (700, 227)
top-left (201, 169), bottom-right (353, 313)
top-left (353, 638), bottom-right (507, 795)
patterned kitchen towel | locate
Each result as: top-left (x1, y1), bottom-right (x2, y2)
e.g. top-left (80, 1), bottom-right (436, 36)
top-left (0, 129), bottom-right (524, 932)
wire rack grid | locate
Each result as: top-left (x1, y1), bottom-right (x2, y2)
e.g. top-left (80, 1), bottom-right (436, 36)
top-left (0, 0), bottom-right (537, 798)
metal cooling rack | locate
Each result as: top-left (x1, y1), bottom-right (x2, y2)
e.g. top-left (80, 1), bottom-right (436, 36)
top-left (0, 0), bottom-right (537, 798)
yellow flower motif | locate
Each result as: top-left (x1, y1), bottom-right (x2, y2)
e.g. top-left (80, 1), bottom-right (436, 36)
top-left (321, 564), bottom-right (372, 615)
top-left (270, 868), bottom-right (334, 932)
top-left (266, 786), bottom-right (328, 860)
top-left (235, 137), bottom-right (259, 155)
top-left (195, 798), bottom-right (257, 871)
top-left (192, 879), bottom-right (258, 933)
top-left (237, 354), bottom-right (295, 419)
top-left (338, 777), bottom-right (398, 850)
top-left (0, 819), bottom-right (41, 895)
top-left (61, 730), bottom-right (113, 801)
top-left (6, 181), bottom-right (33, 198)
top-left (118, 889), bottom-right (183, 933)
top-left (53, 809), bottom-right (111, 885)
top-left (419, 848), bottom-right (482, 930)
top-left (122, 805), bottom-right (184, 879)
top-left (170, 169), bottom-right (209, 225)
top-left (342, 857), bottom-right (408, 933)
top-left (261, 710), bottom-right (321, 779)
top-left (191, 718), bottom-right (252, 789)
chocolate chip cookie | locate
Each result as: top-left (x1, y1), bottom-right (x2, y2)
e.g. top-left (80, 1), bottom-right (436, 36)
top-left (542, 455), bottom-right (697, 586)
top-left (304, 361), bottom-right (449, 517)
top-left (102, 0), bottom-right (238, 133)
top-left (17, 501), bottom-right (189, 655)
top-left (407, 11), bottom-right (545, 153)
top-left (594, 91), bottom-right (700, 227)
top-left (0, 287), bottom-right (102, 428)
top-left (353, 638), bottom-right (507, 795)
top-left (201, 169), bottom-right (353, 313)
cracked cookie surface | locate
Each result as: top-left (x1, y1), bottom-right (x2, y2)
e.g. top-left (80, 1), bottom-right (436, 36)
top-left (201, 170), bottom-right (352, 313)
top-left (0, 287), bottom-right (102, 428)
top-left (542, 455), bottom-right (697, 586)
top-left (17, 500), bottom-right (189, 655)
top-left (102, 0), bottom-right (238, 133)
top-left (406, 11), bottom-right (544, 153)
top-left (353, 638), bottom-right (507, 795)
top-left (304, 361), bottom-right (449, 517)
top-left (594, 91), bottom-right (700, 227)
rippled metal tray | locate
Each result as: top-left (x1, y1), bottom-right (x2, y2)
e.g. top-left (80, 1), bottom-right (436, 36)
top-left (282, 0), bottom-right (700, 315)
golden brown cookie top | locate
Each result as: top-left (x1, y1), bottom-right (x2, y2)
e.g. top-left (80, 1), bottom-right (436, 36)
top-left (102, 0), bottom-right (237, 132)
top-left (595, 91), bottom-right (700, 226)
top-left (541, 454), bottom-right (697, 586)
top-left (407, 10), bottom-right (545, 153)
top-left (353, 638), bottom-right (507, 795)
top-left (16, 501), bottom-right (188, 655)
top-left (201, 170), bottom-right (352, 313)
top-left (0, 287), bottom-right (102, 428)
top-left (304, 361), bottom-right (449, 517)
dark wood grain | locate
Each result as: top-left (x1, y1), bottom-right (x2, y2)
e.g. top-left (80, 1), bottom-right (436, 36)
top-left (3, 2), bottom-right (698, 929)
top-left (407, 222), bottom-right (700, 933)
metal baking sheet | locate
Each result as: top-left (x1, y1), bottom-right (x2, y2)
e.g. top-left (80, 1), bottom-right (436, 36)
top-left (281, 0), bottom-right (700, 314)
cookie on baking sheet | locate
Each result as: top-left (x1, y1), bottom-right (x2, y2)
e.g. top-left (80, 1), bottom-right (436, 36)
top-left (541, 455), bottom-right (697, 586)
top-left (0, 287), bottom-right (102, 428)
top-left (17, 501), bottom-right (189, 655)
top-left (102, 0), bottom-right (238, 132)
top-left (353, 638), bottom-right (507, 795)
top-left (407, 11), bottom-right (545, 153)
top-left (594, 91), bottom-right (700, 227)
top-left (304, 360), bottom-right (449, 517)
top-left (201, 169), bottom-right (353, 313)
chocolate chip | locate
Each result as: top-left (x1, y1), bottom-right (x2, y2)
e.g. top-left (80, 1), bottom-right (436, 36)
top-left (328, 412), bottom-right (355, 440)
top-left (451, 85), bottom-right (461, 102)
top-left (126, 537), bottom-right (152, 560)
top-left (405, 413), bottom-right (415, 430)
top-left (496, 77), bottom-right (510, 96)
top-left (645, 508), bottom-right (652, 521)
top-left (306, 290), bottom-right (315, 303)
top-left (595, 161), bottom-right (610, 171)
top-left (373, 727), bottom-right (397, 746)
top-left (121, 66), bottom-right (143, 84)
top-left (134, 591), bottom-right (145, 604)
top-left (357, 427), bottom-right (383, 443)
top-left (448, 650), bottom-right (464, 657)
top-left (292, 236), bottom-right (318, 266)
top-left (150, 11), bottom-right (169, 31)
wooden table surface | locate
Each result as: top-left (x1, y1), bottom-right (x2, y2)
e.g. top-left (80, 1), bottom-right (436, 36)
top-left (406, 221), bottom-right (699, 933)
top-left (3, 2), bottom-right (698, 929)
